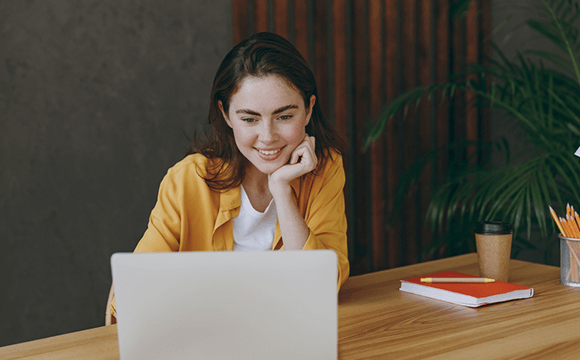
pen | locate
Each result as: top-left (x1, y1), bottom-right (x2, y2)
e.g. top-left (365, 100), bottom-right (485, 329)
top-left (420, 277), bottom-right (495, 283)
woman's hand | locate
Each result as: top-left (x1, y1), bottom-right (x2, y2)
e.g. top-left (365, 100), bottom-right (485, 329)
top-left (268, 135), bottom-right (317, 196)
top-left (268, 135), bottom-right (317, 250)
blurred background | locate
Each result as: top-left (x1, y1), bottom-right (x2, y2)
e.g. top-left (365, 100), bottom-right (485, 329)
top-left (1, 0), bottom-right (566, 347)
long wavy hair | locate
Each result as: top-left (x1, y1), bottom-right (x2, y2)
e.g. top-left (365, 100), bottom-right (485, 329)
top-left (188, 32), bottom-right (347, 191)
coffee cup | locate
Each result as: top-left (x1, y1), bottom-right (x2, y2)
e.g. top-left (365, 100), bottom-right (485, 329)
top-left (474, 221), bottom-right (513, 282)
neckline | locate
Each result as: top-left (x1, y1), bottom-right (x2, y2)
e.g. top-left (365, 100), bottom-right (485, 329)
top-left (240, 185), bottom-right (275, 215)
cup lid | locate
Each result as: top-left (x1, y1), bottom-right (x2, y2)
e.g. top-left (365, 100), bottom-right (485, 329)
top-left (474, 221), bottom-right (513, 235)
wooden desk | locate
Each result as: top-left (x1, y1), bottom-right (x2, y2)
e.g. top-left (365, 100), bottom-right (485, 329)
top-left (2, 253), bottom-right (579, 359)
top-left (338, 253), bottom-right (580, 359)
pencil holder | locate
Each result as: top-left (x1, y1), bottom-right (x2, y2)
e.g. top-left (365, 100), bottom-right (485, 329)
top-left (559, 234), bottom-right (580, 287)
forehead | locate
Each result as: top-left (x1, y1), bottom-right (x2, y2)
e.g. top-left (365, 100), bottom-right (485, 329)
top-left (229, 75), bottom-right (304, 109)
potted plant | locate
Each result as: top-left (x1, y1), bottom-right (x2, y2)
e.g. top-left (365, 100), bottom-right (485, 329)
top-left (365, 0), bottom-right (580, 264)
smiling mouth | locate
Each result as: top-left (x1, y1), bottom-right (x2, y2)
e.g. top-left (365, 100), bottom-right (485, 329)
top-left (256, 148), bottom-right (282, 155)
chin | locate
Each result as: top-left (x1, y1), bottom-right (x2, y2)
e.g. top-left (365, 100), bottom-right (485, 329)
top-left (251, 159), bottom-right (287, 175)
top-left (258, 164), bottom-right (283, 175)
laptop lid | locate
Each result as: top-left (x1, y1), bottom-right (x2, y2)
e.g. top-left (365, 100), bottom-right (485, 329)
top-left (110, 250), bottom-right (337, 360)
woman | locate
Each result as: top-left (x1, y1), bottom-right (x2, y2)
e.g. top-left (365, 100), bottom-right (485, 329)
top-left (107, 32), bottom-right (349, 324)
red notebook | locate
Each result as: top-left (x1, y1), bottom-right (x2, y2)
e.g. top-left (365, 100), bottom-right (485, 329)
top-left (399, 271), bottom-right (534, 307)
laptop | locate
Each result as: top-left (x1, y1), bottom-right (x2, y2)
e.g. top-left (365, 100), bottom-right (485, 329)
top-left (110, 250), bottom-right (338, 360)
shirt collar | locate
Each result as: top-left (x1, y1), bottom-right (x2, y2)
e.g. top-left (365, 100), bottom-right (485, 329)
top-left (220, 185), bottom-right (241, 212)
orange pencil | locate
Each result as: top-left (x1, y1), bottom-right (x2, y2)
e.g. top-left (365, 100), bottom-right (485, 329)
top-left (572, 207), bottom-right (579, 228)
top-left (569, 218), bottom-right (577, 238)
top-left (572, 214), bottom-right (580, 238)
top-left (573, 216), bottom-right (580, 238)
top-left (575, 211), bottom-right (580, 233)
top-left (573, 214), bottom-right (580, 237)
top-left (564, 217), bottom-right (578, 239)
top-left (549, 206), bottom-right (567, 236)
top-left (561, 217), bottom-right (571, 238)
top-left (567, 214), bottom-right (579, 238)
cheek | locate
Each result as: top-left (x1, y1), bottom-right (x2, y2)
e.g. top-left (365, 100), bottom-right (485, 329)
top-left (286, 125), bottom-right (306, 148)
top-left (232, 127), bottom-right (255, 149)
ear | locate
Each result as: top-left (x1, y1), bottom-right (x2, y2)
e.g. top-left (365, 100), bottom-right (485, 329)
top-left (218, 100), bottom-right (232, 128)
top-left (305, 95), bottom-right (316, 126)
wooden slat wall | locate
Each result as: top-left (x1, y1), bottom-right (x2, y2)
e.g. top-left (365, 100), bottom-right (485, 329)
top-left (232, 0), bottom-right (491, 275)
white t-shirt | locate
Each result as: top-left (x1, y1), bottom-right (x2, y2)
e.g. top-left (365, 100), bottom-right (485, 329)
top-left (233, 185), bottom-right (278, 251)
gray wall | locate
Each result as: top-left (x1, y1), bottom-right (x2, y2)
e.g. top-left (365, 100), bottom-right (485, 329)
top-left (1, 0), bottom-right (232, 346)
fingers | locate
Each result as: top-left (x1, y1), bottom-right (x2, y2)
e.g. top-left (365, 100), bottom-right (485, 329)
top-left (269, 136), bottom-right (318, 194)
top-left (290, 135), bottom-right (317, 169)
top-left (303, 134), bottom-right (316, 149)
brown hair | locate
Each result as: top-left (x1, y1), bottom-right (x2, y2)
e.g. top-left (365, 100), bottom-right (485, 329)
top-left (188, 32), bottom-right (346, 191)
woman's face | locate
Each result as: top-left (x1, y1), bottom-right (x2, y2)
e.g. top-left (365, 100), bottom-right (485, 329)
top-left (220, 75), bottom-right (315, 175)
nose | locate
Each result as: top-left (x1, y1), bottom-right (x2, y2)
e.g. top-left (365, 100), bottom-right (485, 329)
top-left (259, 120), bottom-right (278, 144)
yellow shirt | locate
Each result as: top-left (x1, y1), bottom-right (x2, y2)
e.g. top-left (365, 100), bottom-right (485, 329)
top-left (109, 151), bottom-right (349, 319)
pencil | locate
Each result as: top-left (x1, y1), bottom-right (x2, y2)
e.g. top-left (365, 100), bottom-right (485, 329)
top-left (564, 217), bottom-right (578, 239)
top-left (420, 277), bottom-right (495, 283)
top-left (549, 206), bottom-right (567, 236)
top-left (561, 217), bottom-right (571, 238)
top-left (568, 214), bottom-right (580, 238)
top-left (570, 214), bottom-right (580, 238)
top-left (566, 217), bottom-right (576, 237)
top-left (569, 211), bottom-right (580, 238)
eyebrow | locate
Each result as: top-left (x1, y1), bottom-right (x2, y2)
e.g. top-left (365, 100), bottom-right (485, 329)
top-left (235, 104), bottom-right (299, 116)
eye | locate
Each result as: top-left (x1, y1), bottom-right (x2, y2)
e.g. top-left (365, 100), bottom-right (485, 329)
top-left (241, 117), bottom-right (257, 123)
top-left (279, 114), bottom-right (293, 120)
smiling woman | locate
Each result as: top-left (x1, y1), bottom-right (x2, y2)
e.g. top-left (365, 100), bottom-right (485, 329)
top-left (220, 76), bottom-right (315, 178)
top-left (106, 32), bottom-right (349, 325)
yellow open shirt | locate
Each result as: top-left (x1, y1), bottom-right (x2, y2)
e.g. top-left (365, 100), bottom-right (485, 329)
top-left (109, 151), bottom-right (349, 318)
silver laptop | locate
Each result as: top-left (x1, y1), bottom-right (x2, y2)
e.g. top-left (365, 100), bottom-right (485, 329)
top-left (111, 250), bottom-right (337, 360)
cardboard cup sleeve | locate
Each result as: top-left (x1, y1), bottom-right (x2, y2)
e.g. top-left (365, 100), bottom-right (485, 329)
top-left (475, 233), bottom-right (512, 282)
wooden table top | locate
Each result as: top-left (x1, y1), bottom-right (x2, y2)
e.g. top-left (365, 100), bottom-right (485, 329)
top-left (2, 253), bottom-right (579, 359)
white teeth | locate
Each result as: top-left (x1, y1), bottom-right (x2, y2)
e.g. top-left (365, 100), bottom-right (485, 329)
top-left (258, 148), bottom-right (281, 155)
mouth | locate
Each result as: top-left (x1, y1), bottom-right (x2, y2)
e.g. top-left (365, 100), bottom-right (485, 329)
top-left (255, 146), bottom-right (285, 160)
top-left (256, 148), bottom-right (282, 155)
